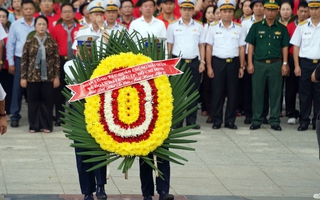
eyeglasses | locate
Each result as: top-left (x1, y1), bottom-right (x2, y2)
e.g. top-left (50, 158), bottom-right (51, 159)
top-left (122, 6), bottom-right (133, 9)
top-left (62, 10), bottom-right (73, 14)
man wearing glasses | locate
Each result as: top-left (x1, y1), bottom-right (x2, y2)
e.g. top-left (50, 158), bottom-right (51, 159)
top-left (117, 0), bottom-right (135, 30)
top-left (34, 0), bottom-right (60, 28)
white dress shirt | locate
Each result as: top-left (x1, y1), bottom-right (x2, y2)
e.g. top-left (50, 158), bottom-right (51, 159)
top-left (167, 18), bottom-right (205, 59)
top-left (129, 16), bottom-right (166, 39)
top-left (290, 18), bottom-right (320, 60)
top-left (205, 20), bottom-right (246, 59)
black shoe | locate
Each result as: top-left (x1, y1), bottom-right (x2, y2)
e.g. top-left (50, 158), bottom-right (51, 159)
top-left (225, 123), bottom-right (237, 129)
top-left (159, 194), bottom-right (174, 200)
top-left (84, 194), bottom-right (94, 200)
top-left (212, 123), bottom-right (221, 129)
top-left (271, 124), bottom-right (282, 131)
top-left (187, 123), bottom-right (200, 129)
top-left (244, 118), bottom-right (251, 124)
top-left (96, 185), bottom-right (107, 200)
top-left (262, 118), bottom-right (268, 124)
top-left (313, 124), bottom-right (316, 130)
top-left (143, 196), bottom-right (152, 200)
top-left (10, 120), bottom-right (19, 128)
top-left (250, 124), bottom-right (261, 130)
top-left (54, 119), bottom-right (62, 127)
top-left (298, 124), bottom-right (308, 131)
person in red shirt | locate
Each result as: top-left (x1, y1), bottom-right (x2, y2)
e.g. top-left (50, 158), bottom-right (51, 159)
top-left (117, 0), bottom-right (135, 29)
top-left (285, 0), bottom-right (309, 125)
top-left (157, 0), bottom-right (179, 28)
top-left (34, 0), bottom-right (60, 28)
top-left (50, 3), bottom-right (81, 126)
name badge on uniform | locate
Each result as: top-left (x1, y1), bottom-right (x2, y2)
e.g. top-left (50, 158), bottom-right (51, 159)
top-left (215, 32), bottom-right (222, 34)
top-left (304, 32), bottom-right (311, 35)
top-left (258, 31), bottom-right (265, 34)
top-left (175, 29), bottom-right (182, 31)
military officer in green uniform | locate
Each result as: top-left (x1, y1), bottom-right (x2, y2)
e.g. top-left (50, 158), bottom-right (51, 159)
top-left (245, 0), bottom-right (290, 131)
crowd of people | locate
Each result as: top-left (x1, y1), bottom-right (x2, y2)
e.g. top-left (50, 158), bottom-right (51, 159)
top-left (0, 0), bottom-right (319, 133)
top-left (0, 0), bottom-right (320, 198)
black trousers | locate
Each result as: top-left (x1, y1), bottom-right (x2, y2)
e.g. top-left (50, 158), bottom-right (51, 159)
top-left (27, 82), bottom-right (54, 131)
top-left (201, 70), bottom-right (212, 115)
top-left (172, 56), bottom-right (201, 125)
top-left (299, 58), bottom-right (320, 126)
top-left (210, 56), bottom-right (239, 125)
top-left (75, 144), bottom-right (107, 195)
top-left (285, 55), bottom-right (299, 118)
top-left (0, 69), bottom-right (14, 114)
top-left (53, 56), bottom-right (67, 121)
top-left (139, 155), bottom-right (170, 196)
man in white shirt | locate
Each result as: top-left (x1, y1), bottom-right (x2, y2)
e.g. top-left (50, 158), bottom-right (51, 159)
top-left (129, 0), bottom-right (166, 38)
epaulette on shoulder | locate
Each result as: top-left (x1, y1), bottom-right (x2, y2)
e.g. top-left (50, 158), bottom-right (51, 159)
top-left (170, 19), bottom-right (178, 24)
top-left (234, 22), bottom-right (242, 27)
top-left (243, 15), bottom-right (251, 21)
top-left (298, 20), bottom-right (307, 26)
top-left (80, 25), bottom-right (89, 29)
top-left (210, 21), bottom-right (219, 26)
top-left (194, 19), bottom-right (203, 25)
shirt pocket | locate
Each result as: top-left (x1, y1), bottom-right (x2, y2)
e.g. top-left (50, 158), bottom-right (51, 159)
top-left (302, 33), bottom-right (312, 46)
top-left (213, 34), bottom-right (223, 45)
top-left (173, 30), bottom-right (183, 36)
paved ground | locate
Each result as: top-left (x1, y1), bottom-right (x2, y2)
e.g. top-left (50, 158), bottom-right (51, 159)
top-left (0, 102), bottom-right (320, 200)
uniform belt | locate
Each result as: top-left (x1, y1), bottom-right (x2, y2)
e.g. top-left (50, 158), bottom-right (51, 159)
top-left (300, 58), bottom-right (320, 64)
top-left (213, 56), bottom-right (235, 63)
top-left (258, 58), bottom-right (281, 64)
top-left (172, 55), bottom-right (198, 63)
top-left (60, 56), bottom-right (69, 60)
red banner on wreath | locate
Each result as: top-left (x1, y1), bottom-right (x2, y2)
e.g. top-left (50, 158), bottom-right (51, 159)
top-left (67, 58), bottom-right (183, 102)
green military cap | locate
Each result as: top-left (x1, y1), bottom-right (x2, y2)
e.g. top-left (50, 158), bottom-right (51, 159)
top-left (264, 0), bottom-right (280, 9)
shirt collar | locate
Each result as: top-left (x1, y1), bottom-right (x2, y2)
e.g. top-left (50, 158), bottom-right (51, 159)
top-left (40, 12), bottom-right (55, 17)
top-left (21, 17), bottom-right (35, 26)
top-left (178, 18), bottom-right (195, 25)
top-left (307, 18), bottom-right (320, 27)
top-left (62, 22), bottom-right (76, 29)
top-left (89, 23), bottom-right (101, 33)
top-left (261, 18), bottom-right (278, 26)
top-left (104, 21), bottom-right (119, 28)
top-left (140, 16), bottom-right (156, 23)
top-left (218, 20), bottom-right (235, 28)
top-left (119, 16), bottom-right (134, 23)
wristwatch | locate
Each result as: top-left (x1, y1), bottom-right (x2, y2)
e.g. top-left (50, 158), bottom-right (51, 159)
top-left (240, 66), bottom-right (245, 70)
top-left (200, 60), bottom-right (206, 64)
top-left (283, 62), bottom-right (288, 65)
top-left (100, 26), bottom-right (105, 31)
top-left (0, 60), bottom-right (3, 64)
top-left (0, 111), bottom-right (6, 117)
